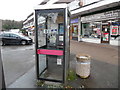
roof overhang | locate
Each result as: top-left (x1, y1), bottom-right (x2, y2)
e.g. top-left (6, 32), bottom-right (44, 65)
top-left (39, 0), bottom-right (73, 5)
top-left (71, 0), bottom-right (120, 17)
top-left (54, 0), bottom-right (73, 4)
top-left (34, 3), bottom-right (67, 10)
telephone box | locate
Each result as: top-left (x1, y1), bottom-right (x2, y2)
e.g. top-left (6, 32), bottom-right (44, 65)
top-left (34, 4), bottom-right (70, 83)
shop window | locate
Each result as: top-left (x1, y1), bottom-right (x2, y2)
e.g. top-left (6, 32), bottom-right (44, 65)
top-left (72, 25), bottom-right (78, 37)
top-left (82, 22), bottom-right (101, 38)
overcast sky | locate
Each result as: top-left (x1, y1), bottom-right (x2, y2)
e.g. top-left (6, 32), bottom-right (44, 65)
top-left (0, 0), bottom-right (117, 21)
top-left (0, 0), bottom-right (100, 21)
top-left (0, 0), bottom-right (45, 21)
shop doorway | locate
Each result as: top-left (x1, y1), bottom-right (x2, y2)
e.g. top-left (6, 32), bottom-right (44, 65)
top-left (72, 25), bottom-right (78, 40)
top-left (101, 23), bottom-right (110, 43)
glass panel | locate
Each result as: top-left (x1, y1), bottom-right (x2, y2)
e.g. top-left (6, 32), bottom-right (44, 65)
top-left (37, 13), bottom-right (47, 75)
top-left (39, 55), bottom-right (47, 75)
top-left (37, 9), bottom-right (64, 81)
top-left (37, 15), bottom-right (46, 47)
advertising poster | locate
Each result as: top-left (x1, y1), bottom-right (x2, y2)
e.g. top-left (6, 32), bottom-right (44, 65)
top-left (101, 24), bottom-right (110, 43)
top-left (103, 33), bottom-right (109, 41)
top-left (59, 24), bottom-right (64, 34)
top-left (119, 26), bottom-right (120, 35)
top-left (111, 26), bottom-right (118, 35)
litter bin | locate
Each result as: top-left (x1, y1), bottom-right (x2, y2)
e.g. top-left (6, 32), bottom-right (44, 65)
top-left (76, 54), bottom-right (91, 78)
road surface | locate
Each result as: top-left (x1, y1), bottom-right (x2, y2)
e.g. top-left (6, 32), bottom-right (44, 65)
top-left (1, 44), bottom-right (35, 87)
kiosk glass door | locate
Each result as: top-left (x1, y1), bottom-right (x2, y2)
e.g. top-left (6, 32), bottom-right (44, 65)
top-left (35, 9), bottom-right (65, 82)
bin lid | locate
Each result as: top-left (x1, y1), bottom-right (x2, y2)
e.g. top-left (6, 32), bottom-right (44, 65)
top-left (76, 54), bottom-right (91, 60)
top-left (79, 56), bottom-right (88, 59)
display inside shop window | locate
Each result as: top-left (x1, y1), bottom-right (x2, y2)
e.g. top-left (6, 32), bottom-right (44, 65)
top-left (102, 32), bottom-right (109, 41)
top-left (101, 24), bottom-right (110, 43)
top-left (111, 26), bottom-right (118, 35)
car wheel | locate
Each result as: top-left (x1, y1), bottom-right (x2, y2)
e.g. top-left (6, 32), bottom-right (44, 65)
top-left (0, 41), bottom-right (4, 46)
top-left (21, 41), bottom-right (26, 45)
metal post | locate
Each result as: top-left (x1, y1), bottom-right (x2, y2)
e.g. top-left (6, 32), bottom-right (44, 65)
top-left (78, 16), bottom-right (82, 42)
top-left (0, 20), bottom-right (2, 31)
top-left (0, 24), bottom-right (6, 89)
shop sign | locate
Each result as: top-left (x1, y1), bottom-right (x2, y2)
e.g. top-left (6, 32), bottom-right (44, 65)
top-left (111, 26), bottom-right (118, 35)
top-left (71, 18), bottom-right (78, 24)
top-left (81, 9), bottom-right (120, 22)
top-left (112, 22), bottom-right (120, 26)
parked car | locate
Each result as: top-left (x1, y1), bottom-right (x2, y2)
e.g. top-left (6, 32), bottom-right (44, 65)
top-left (0, 32), bottom-right (33, 45)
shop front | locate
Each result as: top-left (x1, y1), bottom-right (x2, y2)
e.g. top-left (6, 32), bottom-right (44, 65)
top-left (81, 9), bottom-right (120, 44)
top-left (70, 18), bottom-right (78, 40)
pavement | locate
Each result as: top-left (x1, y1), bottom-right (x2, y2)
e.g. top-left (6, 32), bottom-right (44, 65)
top-left (7, 40), bottom-right (119, 88)
top-left (82, 38), bottom-right (119, 46)
top-left (1, 44), bottom-right (35, 87)
top-left (8, 67), bottom-right (36, 88)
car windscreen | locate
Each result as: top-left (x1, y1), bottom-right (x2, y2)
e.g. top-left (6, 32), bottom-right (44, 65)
top-left (9, 34), bottom-right (20, 38)
top-left (3, 33), bottom-right (10, 37)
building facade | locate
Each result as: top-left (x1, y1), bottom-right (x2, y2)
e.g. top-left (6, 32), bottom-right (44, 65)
top-left (71, 0), bottom-right (120, 44)
top-left (22, 13), bottom-right (34, 36)
top-left (22, 0), bottom-right (120, 45)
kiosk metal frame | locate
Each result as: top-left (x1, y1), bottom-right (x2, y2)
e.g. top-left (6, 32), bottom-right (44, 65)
top-left (34, 4), bottom-right (70, 83)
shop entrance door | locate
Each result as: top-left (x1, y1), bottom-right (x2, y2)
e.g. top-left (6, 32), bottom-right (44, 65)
top-left (72, 25), bottom-right (78, 40)
top-left (101, 23), bottom-right (110, 43)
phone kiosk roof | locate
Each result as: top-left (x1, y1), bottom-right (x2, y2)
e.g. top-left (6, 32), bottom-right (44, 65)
top-left (34, 4), bottom-right (68, 10)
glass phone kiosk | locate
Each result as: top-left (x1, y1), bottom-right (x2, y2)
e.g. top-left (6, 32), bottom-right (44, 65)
top-left (34, 4), bottom-right (70, 83)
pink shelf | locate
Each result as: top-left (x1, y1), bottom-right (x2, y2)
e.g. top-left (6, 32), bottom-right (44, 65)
top-left (37, 49), bottom-right (63, 56)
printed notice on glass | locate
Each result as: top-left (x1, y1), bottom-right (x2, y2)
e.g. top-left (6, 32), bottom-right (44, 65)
top-left (57, 59), bottom-right (62, 65)
top-left (59, 36), bottom-right (63, 41)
